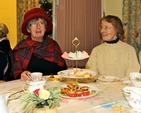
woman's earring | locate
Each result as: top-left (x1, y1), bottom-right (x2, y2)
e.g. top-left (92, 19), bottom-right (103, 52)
top-left (27, 29), bottom-right (30, 33)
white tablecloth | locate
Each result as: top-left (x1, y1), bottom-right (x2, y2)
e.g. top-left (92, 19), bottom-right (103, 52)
top-left (0, 79), bottom-right (136, 113)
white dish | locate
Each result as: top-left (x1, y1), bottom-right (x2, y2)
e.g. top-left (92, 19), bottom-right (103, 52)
top-left (98, 76), bottom-right (120, 82)
top-left (57, 68), bottom-right (80, 76)
top-left (60, 84), bottom-right (99, 99)
top-left (57, 69), bottom-right (97, 78)
top-left (46, 75), bottom-right (60, 81)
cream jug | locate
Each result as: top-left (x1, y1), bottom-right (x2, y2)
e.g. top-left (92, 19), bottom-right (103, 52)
top-left (0, 93), bottom-right (10, 113)
top-left (123, 86), bottom-right (141, 112)
top-left (26, 80), bottom-right (46, 93)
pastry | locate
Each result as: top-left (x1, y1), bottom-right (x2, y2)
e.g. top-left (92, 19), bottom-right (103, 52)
top-left (67, 83), bottom-right (75, 89)
top-left (68, 71), bottom-right (75, 76)
top-left (61, 88), bottom-right (70, 94)
top-left (83, 73), bottom-right (92, 78)
top-left (69, 51), bottom-right (83, 58)
top-left (80, 86), bottom-right (89, 91)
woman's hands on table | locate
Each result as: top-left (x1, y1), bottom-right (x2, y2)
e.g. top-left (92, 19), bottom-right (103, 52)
top-left (20, 70), bottom-right (31, 81)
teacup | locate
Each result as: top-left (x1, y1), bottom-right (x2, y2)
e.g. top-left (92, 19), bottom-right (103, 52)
top-left (30, 72), bottom-right (43, 82)
top-left (129, 72), bottom-right (141, 86)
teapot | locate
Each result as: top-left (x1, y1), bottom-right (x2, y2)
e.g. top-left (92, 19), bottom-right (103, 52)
top-left (0, 93), bottom-right (10, 113)
top-left (123, 86), bottom-right (141, 112)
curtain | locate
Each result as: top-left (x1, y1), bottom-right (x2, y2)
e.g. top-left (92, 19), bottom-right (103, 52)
top-left (122, 0), bottom-right (141, 55)
top-left (17, 0), bottom-right (39, 42)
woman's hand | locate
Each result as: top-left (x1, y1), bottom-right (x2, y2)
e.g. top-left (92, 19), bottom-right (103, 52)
top-left (0, 80), bottom-right (5, 83)
top-left (21, 70), bottom-right (31, 81)
top-left (95, 73), bottom-right (100, 79)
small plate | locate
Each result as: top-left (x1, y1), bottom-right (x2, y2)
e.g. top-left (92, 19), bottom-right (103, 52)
top-left (26, 78), bottom-right (46, 86)
top-left (9, 93), bottom-right (21, 100)
top-left (60, 84), bottom-right (99, 99)
top-left (46, 75), bottom-right (60, 81)
top-left (98, 76), bottom-right (120, 82)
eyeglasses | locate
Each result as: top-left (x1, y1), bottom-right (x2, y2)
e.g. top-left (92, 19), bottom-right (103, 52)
top-left (30, 22), bottom-right (45, 27)
top-left (99, 26), bottom-right (114, 31)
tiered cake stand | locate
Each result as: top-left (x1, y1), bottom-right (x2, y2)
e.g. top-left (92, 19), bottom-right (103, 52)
top-left (62, 37), bottom-right (89, 68)
top-left (61, 37), bottom-right (89, 84)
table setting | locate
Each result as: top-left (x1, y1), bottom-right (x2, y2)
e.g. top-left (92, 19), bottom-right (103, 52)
top-left (1, 37), bottom-right (141, 113)
top-left (0, 70), bottom-right (139, 113)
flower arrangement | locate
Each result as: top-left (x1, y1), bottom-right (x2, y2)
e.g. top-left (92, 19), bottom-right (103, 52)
top-left (21, 86), bottom-right (61, 113)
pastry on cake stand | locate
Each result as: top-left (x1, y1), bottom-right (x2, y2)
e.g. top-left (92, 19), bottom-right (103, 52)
top-left (62, 50), bottom-right (89, 60)
top-left (62, 37), bottom-right (89, 69)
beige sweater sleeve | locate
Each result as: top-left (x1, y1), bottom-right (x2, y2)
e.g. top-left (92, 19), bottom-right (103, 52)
top-left (125, 46), bottom-right (140, 76)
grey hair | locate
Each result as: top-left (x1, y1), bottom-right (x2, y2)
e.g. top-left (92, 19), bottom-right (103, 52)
top-left (26, 18), bottom-right (47, 31)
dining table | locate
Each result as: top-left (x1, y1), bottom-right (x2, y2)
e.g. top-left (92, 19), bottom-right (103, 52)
top-left (0, 76), bottom-right (136, 113)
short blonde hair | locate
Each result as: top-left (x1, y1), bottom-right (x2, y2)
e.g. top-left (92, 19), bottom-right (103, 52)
top-left (0, 23), bottom-right (9, 38)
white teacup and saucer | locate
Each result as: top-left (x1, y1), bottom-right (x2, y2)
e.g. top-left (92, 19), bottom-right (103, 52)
top-left (28, 72), bottom-right (43, 82)
top-left (23, 72), bottom-right (46, 93)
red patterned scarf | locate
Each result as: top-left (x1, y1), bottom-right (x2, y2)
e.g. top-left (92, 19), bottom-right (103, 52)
top-left (10, 36), bottom-right (66, 78)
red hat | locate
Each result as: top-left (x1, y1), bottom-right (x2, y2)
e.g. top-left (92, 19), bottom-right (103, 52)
top-left (21, 8), bottom-right (53, 35)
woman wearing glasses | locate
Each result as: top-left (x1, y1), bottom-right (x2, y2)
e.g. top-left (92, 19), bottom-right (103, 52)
top-left (10, 8), bottom-right (67, 80)
top-left (85, 15), bottom-right (140, 78)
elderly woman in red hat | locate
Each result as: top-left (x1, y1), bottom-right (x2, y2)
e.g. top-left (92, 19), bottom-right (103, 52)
top-left (10, 8), bottom-right (67, 80)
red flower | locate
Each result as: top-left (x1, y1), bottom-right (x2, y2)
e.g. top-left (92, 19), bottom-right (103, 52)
top-left (34, 89), bottom-right (40, 96)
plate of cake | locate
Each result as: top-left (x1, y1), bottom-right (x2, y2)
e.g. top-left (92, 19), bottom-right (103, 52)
top-left (60, 83), bottom-right (99, 99)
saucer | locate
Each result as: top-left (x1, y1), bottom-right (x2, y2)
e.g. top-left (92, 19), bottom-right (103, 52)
top-left (1, 91), bottom-right (21, 100)
top-left (26, 78), bottom-right (46, 86)
top-left (98, 76), bottom-right (120, 82)
top-left (9, 93), bottom-right (21, 100)
top-left (122, 80), bottom-right (131, 86)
